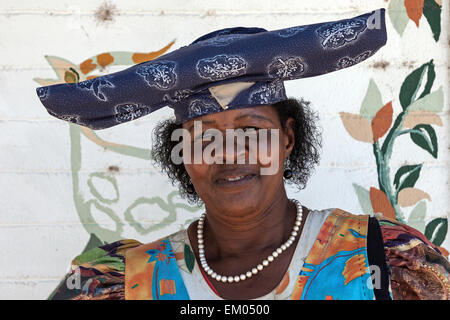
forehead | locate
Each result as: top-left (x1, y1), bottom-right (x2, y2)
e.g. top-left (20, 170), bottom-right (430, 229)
top-left (181, 105), bottom-right (280, 129)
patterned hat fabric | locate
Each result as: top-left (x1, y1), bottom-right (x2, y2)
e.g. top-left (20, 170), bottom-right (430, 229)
top-left (35, 8), bottom-right (387, 129)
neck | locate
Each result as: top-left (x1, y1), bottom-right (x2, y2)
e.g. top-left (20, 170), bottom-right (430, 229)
top-left (201, 186), bottom-right (296, 260)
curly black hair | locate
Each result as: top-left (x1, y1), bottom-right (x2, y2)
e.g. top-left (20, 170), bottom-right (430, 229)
top-left (151, 97), bottom-right (322, 205)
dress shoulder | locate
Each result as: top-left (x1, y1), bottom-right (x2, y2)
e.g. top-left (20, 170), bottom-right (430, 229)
top-left (51, 239), bottom-right (142, 300)
top-left (375, 214), bottom-right (450, 300)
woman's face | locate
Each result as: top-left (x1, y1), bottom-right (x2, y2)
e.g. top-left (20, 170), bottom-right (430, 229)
top-left (182, 105), bottom-right (294, 217)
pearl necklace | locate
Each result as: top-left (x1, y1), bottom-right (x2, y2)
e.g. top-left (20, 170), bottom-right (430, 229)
top-left (197, 199), bottom-right (303, 283)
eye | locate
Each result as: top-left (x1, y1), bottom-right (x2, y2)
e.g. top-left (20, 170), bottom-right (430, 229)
top-left (242, 126), bottom-right (259, 132)
top-left (193, 131), bottom-right (215, 143)
top-left (193, 132), bottom-right (207, 140)
top-left (202, 131), bottom-right (217, 140)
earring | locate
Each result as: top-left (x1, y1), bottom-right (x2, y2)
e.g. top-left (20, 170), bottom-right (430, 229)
top-left (283, 158), bottom-right (293, 179)
top-left (186, 179), bottom-right (195, 194)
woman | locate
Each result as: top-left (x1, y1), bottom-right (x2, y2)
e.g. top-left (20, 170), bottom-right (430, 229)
top-left (36, 9), bottom-right (449, 300)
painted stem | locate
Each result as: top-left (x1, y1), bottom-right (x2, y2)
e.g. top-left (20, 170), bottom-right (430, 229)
top-left (381, 111), bottom-right (406, 156)
top-left (374, 111), bottom-right (408, 223)
top-left (372, 142), bottom-right (405, 223)
top-left (397, 129), bottom-right (422, 136)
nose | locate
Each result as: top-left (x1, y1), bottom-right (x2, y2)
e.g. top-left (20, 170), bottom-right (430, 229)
top-left (212, 130), bottom-right (255, 165)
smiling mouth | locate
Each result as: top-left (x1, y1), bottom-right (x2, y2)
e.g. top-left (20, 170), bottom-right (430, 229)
top-left (215, 174), bottom-right (257, 186)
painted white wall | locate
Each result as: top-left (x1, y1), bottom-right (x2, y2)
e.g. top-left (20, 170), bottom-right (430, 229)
top-left (0, 0), bottom-right (448, 299)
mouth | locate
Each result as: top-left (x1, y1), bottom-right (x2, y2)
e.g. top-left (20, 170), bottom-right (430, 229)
top-left (215, 173), bottom-right (257, 187)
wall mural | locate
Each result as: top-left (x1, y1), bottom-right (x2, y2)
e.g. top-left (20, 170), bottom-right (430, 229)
top-left (341, 0), bottom-right (447, 255)
top-left (388, 0), bottom-right (442, 41)
top-left (33, 0), bottom-right (447, 298)
top-left (340, 61), bottom-right (447, 254)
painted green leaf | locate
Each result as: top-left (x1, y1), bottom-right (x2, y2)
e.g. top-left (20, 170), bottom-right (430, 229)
top-left (399, 61), bottom-right (432, 110)
top-left (417, 60), bottom-right (435, 100)
top-left (184, 243), bottom-right (195, 273)
top-left (425, 217), bottom-right (448, 246)
top-left (417, 60), bottom-right (435, 101)
top-left (360, 79), bottom-right (384, 120)
top-left (422, 0), bottom-right (441, 42)
top-left (408, 86), bottom-right (443, 113)
top-left (410, 124), bottom-right (438, 158)
top-left (393, 164), bottom-right (422, 193)
top-left (407, 201), bottom-right (426, 233)
top-left (352, 183), bottom-right (374, 215)
top-left (388, 0), bottom-right (410, 36)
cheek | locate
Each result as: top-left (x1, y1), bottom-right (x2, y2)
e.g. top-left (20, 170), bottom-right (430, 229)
top-left (184, 163), bottom-right (209, 185)
top-left (254, 129), bottom-right (284, 176)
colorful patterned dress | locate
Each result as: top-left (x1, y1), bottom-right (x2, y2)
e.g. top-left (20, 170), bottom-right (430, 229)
top-left (50, 208), bottom-right (450, 300)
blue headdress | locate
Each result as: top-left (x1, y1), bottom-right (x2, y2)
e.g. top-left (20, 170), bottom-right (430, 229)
top-left (36, 9), bottom-right (387, 129)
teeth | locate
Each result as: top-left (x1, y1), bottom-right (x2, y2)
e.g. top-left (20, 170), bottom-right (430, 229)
top-left (226, 175), bottom-right (245, 181)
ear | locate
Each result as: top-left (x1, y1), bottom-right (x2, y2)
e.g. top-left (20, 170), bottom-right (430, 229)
top-left (283, 117), bottom-right (295, 158)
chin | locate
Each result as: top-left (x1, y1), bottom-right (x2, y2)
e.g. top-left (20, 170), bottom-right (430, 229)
top-left (207, 192), bottom-right (261, 215)
top-left (199, 175), bottom-right (277, 213)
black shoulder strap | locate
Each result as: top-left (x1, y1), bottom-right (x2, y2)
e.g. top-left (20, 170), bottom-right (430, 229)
top-left (367, 216), bottom-right (391, 300)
